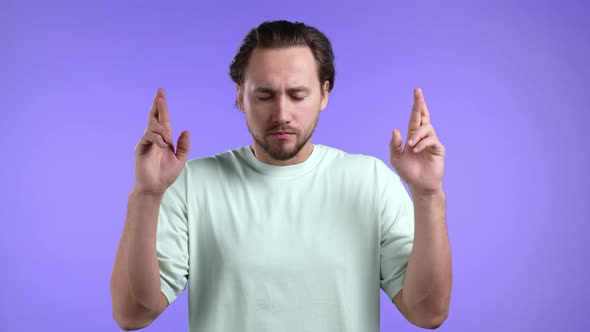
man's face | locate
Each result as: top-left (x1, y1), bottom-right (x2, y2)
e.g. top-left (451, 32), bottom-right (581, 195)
top-left (237, 46), bottom-right (329, 162)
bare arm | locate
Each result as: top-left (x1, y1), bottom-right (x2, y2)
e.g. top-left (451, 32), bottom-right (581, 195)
top-left (393, 190), bottom-right (451, 329)
top-left (388, 88), bottom-right (451, 328)
top-left (110, 191), bottom-right (169, 330)
top-left (110, 88), bottom-right (190, 330)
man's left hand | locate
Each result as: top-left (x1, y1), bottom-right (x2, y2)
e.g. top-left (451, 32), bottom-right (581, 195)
top-left (389, 88), bottom-right (446, 195)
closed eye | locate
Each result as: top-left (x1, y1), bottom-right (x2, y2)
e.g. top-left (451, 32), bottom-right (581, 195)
top-left (257, 95), bottom-right (272, 101)
top-left (255, 95), bottom-right (306, 102)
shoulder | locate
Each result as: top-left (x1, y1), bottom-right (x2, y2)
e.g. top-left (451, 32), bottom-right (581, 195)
top-left (319, 144), bottom-right (378, 165)
top-left (184, 146), bottom-right (246, 174)
top-left (319, 144), bottom-right (396, 178)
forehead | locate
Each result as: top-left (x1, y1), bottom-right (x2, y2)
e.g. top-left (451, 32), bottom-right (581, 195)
top-left (244, 46), bottom-right (319, 89)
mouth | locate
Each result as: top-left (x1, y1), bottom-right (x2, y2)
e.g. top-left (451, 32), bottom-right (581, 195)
top-left (269, 132), bottom-right (295, 139)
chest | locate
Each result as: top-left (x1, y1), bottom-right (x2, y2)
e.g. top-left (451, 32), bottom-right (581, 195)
top-left (188, 176), bottom-right (380, 276)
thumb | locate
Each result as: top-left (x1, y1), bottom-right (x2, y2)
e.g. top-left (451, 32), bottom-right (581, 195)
top-left (175, 130), bottom-right (191, 162)
top-left (390, 129), bottom-right (403, 160)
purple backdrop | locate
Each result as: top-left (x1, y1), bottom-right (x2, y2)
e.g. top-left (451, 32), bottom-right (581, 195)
top-left (2, 0), bottom-right (589, 331)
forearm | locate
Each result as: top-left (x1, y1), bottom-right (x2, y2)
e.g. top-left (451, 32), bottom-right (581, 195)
top-left (403, 189), bottom-right (451, 317)
top-left (111, 191), bottom-right (164, 313)
top-left (125, 190), bottom-right (166, 309)
top-left (111, 217), bottom-right (157, 329)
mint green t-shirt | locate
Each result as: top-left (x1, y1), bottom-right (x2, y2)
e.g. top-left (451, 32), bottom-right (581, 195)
top-left (156, 144), bottom-right (415, 331)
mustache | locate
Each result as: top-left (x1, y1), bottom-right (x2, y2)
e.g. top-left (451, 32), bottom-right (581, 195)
top-left (267, 126), bottom-right (297, 134)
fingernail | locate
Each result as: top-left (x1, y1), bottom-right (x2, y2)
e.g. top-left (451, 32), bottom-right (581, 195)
top-left (409, 139), bottom-right (414, 146)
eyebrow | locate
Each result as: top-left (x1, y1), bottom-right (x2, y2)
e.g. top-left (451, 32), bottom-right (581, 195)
top-left (254, 86), bottom-right (311, 94)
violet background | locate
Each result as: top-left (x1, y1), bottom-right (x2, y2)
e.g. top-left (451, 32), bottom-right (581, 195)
top-left (2, 0), bottom-right (589, 331)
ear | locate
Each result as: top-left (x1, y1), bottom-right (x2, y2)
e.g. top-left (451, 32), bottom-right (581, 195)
top-left (236, 84), bottom-right (245, 112)
top-left (320, 80), bottom-right (330, 112)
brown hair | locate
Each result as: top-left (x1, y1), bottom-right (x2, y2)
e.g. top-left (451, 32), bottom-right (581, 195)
top-left (229, 20), bottom-right (336, 94)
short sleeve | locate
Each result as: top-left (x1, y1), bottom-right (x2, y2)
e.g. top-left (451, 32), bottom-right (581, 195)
top-left (377, 160), bottom-right (415, 301)
top-left (156, 165), bottom-right (189, 305)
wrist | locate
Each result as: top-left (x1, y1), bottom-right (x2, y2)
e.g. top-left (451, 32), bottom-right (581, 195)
top-left (129, 188), bottom-right (165, 201)
top-left (410, 187), bottom-right (445, 201)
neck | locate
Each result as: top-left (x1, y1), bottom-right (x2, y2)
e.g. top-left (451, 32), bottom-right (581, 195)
top-left (250, 141), bottom-right (314, 166)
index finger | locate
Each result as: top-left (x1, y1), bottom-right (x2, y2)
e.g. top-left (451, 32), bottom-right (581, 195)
top-left (154, 89), bottom-right (172, 131)
top-left (407, 88), bottom-right (422, 133)
top-left (416, 87), bottom-right (430, 125)
top-left (148, 88), bottom-right (163, 122)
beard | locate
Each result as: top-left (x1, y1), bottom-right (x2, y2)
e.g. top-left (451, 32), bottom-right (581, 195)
top-left (247, 113), bottom-right (320, 161)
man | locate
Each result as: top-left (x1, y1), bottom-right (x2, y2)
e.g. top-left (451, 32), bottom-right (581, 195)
top-left (110, 20), bottom-right (451, 331)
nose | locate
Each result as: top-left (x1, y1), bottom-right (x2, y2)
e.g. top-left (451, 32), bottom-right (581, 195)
top-left (271, 94), bottom-right (292, 125)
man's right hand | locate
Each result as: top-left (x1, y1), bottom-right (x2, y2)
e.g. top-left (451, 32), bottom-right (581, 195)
top-left (133, 88), bottom-right (190, 195)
